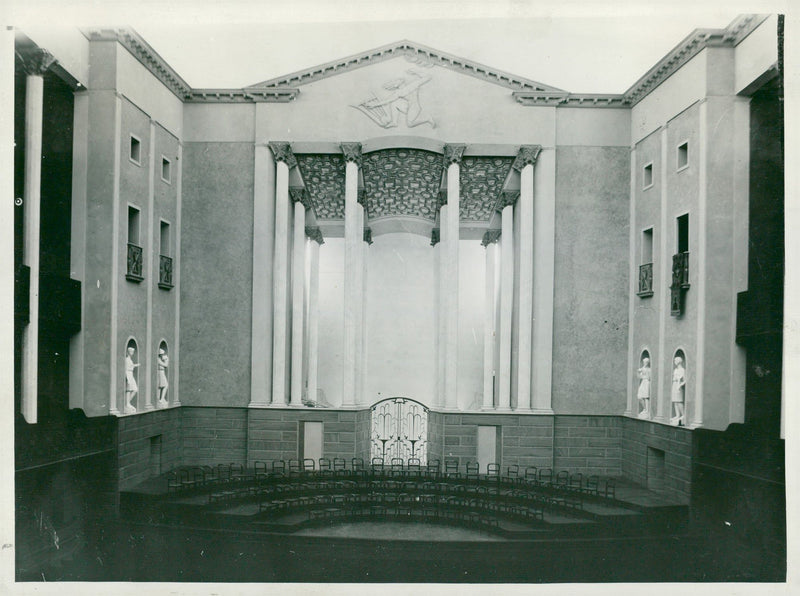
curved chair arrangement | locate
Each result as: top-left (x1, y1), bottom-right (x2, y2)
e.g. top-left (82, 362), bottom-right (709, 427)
top-left (165, 458), bottom-right (618, 531)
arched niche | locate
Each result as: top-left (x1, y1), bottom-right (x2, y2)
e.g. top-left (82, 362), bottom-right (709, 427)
top-left (156, 340), bottom-right (170, 408)
top-left (123, 338), bottom-right (140, 415)
top-left (671, 349), bottom-right (687, 426)
top-left (636, 349), bottom-right (652, 420)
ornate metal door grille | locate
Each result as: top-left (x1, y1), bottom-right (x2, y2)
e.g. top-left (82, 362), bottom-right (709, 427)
top-left (370, 397), bottom-right (428, 464)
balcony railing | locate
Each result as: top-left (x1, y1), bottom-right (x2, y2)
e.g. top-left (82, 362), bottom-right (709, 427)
top-left (670, 251), bottom-right (690, 316)
top-left (637, 262), bottom-right (653, 297)
top-left (126, 243), bottom-right (144, 282)
top-left (159, 255), bottom-right (174, 289)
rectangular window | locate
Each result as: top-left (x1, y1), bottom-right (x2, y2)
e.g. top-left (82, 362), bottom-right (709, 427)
top-left (643, 163), bottom-right (653, 189)
top-left (130, 135), bottom-right (141, 165)
top-left (677, 213), bottom-right (689, 253)
top-left (128, 206), bottom-right (140, 246)
top-left (160, 221), bottom-right (170, 257)
top-left (642, 228), bottom-right (653, 263)
top-left (126, 206), bottom-right (143, 281)
top-left (161, 156), bottom-right (171, 183)
top-left (638, 228), bottom-right (654, 297)
top-left (677, 141), bottom-right (689, 171)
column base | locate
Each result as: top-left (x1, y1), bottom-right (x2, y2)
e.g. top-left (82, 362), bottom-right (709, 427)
top-left (143, 403), bottom-right (155, 412)
top-left (481, 406), bottom-right (496, 412)
top-left (514, 407), bottom-right (533, 414)
top-left (529, 408), bottom-right (554, 415)
top-left (248, 401), bottom-right (271, 409)
top-left (495, 406), bottom-right (511, 412)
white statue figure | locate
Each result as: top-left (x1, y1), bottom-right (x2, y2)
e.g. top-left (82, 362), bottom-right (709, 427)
top-left (637, 357), bottom-right (651, 419)
top-left (124, 346), bottom-right (139, 415)
top-left (671, 356), bottom-right (686, 426)
top-left (157, 348), bottom-right (169, 407)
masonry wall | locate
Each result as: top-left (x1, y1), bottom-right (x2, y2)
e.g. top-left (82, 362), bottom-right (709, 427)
top-left (181, 407), bottom-right (248, 466)
top-left (117, 408), bottom-right (181, 490)
top-left (620, 417), bottom-right (692, 503)
top-left (553, 416), bottom-right (622, 477)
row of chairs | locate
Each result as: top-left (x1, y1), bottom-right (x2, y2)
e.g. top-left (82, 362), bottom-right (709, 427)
top-left (169, 459), bottom-right (616, 501)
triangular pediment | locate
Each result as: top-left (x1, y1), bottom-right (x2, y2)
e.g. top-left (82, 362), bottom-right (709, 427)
top-left (247, 40), bottom-right (565, 94)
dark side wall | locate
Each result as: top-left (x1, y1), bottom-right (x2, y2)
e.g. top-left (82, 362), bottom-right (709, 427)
top-left (179, 142), bottom-right (255, 407)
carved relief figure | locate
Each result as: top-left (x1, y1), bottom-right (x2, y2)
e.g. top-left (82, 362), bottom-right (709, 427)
top-left (157, 346), bottom-right (169, 407)
top-left (352, 68), bottom-right (436, 129)
top-left (671, 355), bottom-right (686, 426)
top-left (637, 356), bottom-right (651, 419)
top-left (124, 346), bottom-right (139, 415)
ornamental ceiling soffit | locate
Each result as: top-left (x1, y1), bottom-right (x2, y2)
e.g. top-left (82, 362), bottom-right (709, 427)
top-left (294, 150), bottom-right (513, 225)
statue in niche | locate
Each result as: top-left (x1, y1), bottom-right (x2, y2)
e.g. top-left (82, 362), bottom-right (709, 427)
top-left (637, 356), bottom-right (651, 419)
top-left (157, 347), bottom-right (169, 408)
top-left (124, 346), bottom-right (139, 415)
top-left (671, 355), bottom-right (686, 426)
top-left (351, 67), bottom-right (436, 129)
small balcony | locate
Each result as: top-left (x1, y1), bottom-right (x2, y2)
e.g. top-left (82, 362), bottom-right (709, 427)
top-left (158, 255), bottom-right (174, 290)
top-left (672, 251), bottom-right (690, 289)
top-left (637, 262), bottom-right (653, 297)
top-left (126, 243), bottom-right (144, 282)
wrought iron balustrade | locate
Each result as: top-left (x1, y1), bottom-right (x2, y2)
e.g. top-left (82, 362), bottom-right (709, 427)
top-left (159, 255), bottom-right (174, 289)
top-left (637, 262), bottom-right (653, 297)
top-left (371, 397), bottom-right (428, 465)
top-left (126, 243), bottom-right (143, 281)
top-left (670, 251), bottom-right (690, 316)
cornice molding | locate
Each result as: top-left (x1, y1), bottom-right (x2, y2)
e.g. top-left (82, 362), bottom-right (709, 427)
top-left (188, 88), bottom-right (299, 103)
top-left (481, 229), bottom-right (502, 246)
top-left (247, 40), bottom-right (565, 94)
top-left (622, 14), bottom-right (767, 107)
top-left (269, 142), bottom-right (297, 169)
top-left (15, 47), bottom-right (57, 76)
top-left (512, 92), bottom-right (629, 108)
top-left (84, 28), bottom-right (193, 100)
top-left (512, 145), bottom-right (542, 171)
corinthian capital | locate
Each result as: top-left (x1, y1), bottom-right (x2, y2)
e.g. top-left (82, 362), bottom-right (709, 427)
top-left (481, 229), bottom-right (502, 246)
top-left (497, 190), bottom-right (519, 210)
top-left (306, 226), bottom-right (325, 245)
top-left (512, 145), bottom-right (542, 171)
top-left (340, 142), bottom-right (362, 167)
top-left (269, 142), bottom-right (297, 169)
top-left (16, 47), bottom-right (57, 76)
top-left (443, 144), bottom-right (466, 166)
top-left (289, 187), bottom-right (311, 208)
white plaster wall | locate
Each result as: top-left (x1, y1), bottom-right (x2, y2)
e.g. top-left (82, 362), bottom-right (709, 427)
top-left (317, 238), bottom-right (345, 406)
top-left (735, 15), bottom-right (779, 94)
top-left (631, 52), bottom-right (707, 144)
top-left (256, 56), bottom-right (555, 145)
top-left (116, 44), bottom-right (184, 138)
top-left (184, 103), bottom-right (256, 142)
top-left (555, 107), bottom-right (630, 147)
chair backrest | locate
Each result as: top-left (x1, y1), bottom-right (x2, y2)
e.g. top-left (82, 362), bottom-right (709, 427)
top-left (318, 457), bottom-right (331, 470)
top-left (407, 458), bottom-right (421, 470)
top-left (372, 457), bottom-right (385, 466)
top-left (254, 461), bottom-right (267, 473)
top-left (538, 468), bottom-right (553, 483)
top-left (272, 460), bottom-right (286, 474)
top-left (333, 458), bottom-right (346, 471)
top-left (427, 459), bottom-right (441, 473)
top-left (303, 458), bottom-right (316, 472)
top-left (555, 470), bottom-right (569, 485)
top-left (391, 458), bottom-right (404, 471)
top-left (507, 464), bottom-right (520, 477)
top-left (444, 459), bottom-right (459, 473)
top-left (570, 472), bottom-right (583, 487)
top-left (288, 459), bottom-right (302, 472)
top-left (352, 457), bottom-right (365, 471)
top-left (525, 466), bottom-right (538, 480)
top-left (466, 462), bottom-right (479, 474)
top-left (486, 463), bottom-right (500, 476)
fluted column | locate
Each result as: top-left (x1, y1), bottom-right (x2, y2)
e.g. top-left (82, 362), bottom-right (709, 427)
top-left (443, 144), bottom-right (465, 410)
top-left (19, 48), bottom-right (56, 424)
top-left (341, 143), bottom-right (362, 407)
top-left (268, 142), bottom-right (296, 406)
top-left (482, 231), bottom-right (501, 410)
top-left (498, 193), bottom-right (516, 411)
top-left (290, 189), bottom-right (308, 406)
top-left (306, 227), bottom-right (323, 406)
top-left (513, 146), bottom-right (541, 412)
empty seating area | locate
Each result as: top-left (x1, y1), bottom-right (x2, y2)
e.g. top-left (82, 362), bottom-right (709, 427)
top-left (163, 458), bottom-right (619, 532)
